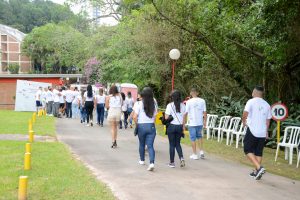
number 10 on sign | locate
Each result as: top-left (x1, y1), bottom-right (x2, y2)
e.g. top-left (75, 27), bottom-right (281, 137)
top-left (271, 103), bottom-right (288, 144)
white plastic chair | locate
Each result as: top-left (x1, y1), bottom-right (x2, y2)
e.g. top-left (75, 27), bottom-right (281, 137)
top-left (230, 122), bottom-right (247, 148)
top-left (205, 114), bottom-right (218, 140)
top-left (275, 126), bottom-right (300, 165)
top-left (212, 116), bottom-right (231, 142)
top-left (223, 117), bottom-right (241, 145)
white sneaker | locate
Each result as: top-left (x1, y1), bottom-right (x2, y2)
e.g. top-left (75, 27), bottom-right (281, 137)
top-left (86, 124), bottom-right (90, 127)
top-left (147, 163), bottom-right (155, 171)
top-left (138, 160), bottom-right (145, 165)
top-left (190, 154), bottom-right (199, 160)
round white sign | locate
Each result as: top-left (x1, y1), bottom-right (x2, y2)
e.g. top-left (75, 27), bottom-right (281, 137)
top-left (271, 103), bottom-right (288, 121)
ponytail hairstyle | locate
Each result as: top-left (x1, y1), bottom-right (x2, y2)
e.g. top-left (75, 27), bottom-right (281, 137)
top-left (171, 90), bottom-right (182, 113)
top-left (109, 85), bottom-right (119, 96)
top-left (87, 85), bottom-right (93, 98)
top-left (120, 92), bottom-right (125, 101)
top-left (141, 87), bottom-right (155, 118)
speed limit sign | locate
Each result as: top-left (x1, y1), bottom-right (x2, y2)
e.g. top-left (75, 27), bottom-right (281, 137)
top-left (271, 103), bottom-right (288, 121)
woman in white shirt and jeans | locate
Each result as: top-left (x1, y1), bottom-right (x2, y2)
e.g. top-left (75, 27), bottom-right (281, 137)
top-left (96, 88), bottom-right (106, 127)
top-left (165, 90), bottom-right (185, 168)
top-left (106, 85), bottom-right (122, 148)
top-left (133, 87), bottom-right (157, 171)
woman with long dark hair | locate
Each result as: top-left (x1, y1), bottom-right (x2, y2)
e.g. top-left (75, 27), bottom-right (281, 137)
top-left (83, 85), bottom-right (95, 127)
top-left (133, 87), bottom-right (157, 171)
top-left (106, 85), bottom-right (122, 148)
top-left (165, 90), bottom-right (185, 168)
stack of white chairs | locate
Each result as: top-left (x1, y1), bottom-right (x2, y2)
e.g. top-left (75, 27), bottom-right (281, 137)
top-left (222, 117), bottom-right (241, 145)
top-left (205, 114), bottom-right (218, 140)
top-left (230, 122), bottom-right (247, 148)
top-left (275, 126), bottom-right (300, 165)
top-left (212, 116), bottom-right (231, 142)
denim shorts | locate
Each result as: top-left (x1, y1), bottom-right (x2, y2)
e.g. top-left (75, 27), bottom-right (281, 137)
top-left (188, 126), bottom-right (203, 141)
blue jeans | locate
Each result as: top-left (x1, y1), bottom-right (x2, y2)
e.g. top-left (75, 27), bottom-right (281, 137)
top-left (127, 107), bottom-right (133, 125)
top-left (188, 125), bottom-right (203, 141)
top-left (96, 103), bottom-right (105, 124)
top-left (72, 103), bottom-right (79, 119)
top-left (66, 102), bottom-right (72, 118)
top-left (137, 123), bottom-right (156, 164)
top-left (167, 124), bottom-right (184, 163)
top-left (80, 106), bottom-right (87, 122)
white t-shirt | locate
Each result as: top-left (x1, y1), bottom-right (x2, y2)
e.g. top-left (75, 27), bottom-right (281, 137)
top-left (65, 90), bottom-right (75, 103)
top-left (126, 97), bottom-right (134, 109)
top-left (165, 102), bottom-right (186, 125)
top-left (109, 95), bottom-right (122, 108)
top-left (46, 90), bottom-right (54, 102)
top-left (53, 89), bottom-right (60, 103)
top-left (121, 99), bottom-right (128, 112)
top-left (35, 90), bottom-right (42, 101)
top-left (72, 91), bottom-right (80, 104)
top-left (59, 90), bottom-right (66, 103)
top-left (185, 97), bottom-right (206, 126)
top-left (84, 91), bottom-right (95, 102)
top-left (96, 94), bottom-right (106, 104)
top-left (244, 97), bottom-right (272, 138)
top-left (134, 100), bottom-right (158, 124)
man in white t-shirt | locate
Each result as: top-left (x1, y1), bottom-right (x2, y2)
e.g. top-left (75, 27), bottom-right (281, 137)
top-left (65, 86), bottom-right (75, 118)
top-left (35, 87), bottom-right (43, 112)
top-left (183, 88), bottom-right (207, 160)
top-left (242, 85), bottom-right (271, 180)
top-left (52, 86), bottom-right (61, 117)
top-left (46, 87), bottom-right (54, 116)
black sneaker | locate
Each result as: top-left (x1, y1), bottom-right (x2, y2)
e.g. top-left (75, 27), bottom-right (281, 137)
top-left (249, 170), bottom-right (256, 178)
top-left (255, 166), bottom-right (265, 180)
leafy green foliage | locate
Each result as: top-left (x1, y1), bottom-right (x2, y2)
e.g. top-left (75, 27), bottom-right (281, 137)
top-left (22, 23), bottom-right (88, 73)
top-left (8, 64), bottom-right (20, 74)
top-left (0, 0), bottom-right (86, 33)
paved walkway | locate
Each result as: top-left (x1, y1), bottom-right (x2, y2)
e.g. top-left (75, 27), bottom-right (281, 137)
top-left (56, 118), bottom-right (300, 200)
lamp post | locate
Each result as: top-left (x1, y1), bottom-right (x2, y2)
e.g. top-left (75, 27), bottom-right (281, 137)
top-left (169, 49), bottom-right (181, 91)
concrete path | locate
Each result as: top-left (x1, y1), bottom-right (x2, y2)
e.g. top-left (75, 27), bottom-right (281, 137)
top-left (56, 118), bottom-right (300, 200)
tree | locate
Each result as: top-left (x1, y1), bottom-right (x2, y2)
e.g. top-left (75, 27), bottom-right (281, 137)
top-left (22, 23), bottom-right (88, 73)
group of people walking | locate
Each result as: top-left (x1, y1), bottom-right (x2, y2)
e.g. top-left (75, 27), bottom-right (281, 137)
top-left (35, 83), bottom-right (271, 180)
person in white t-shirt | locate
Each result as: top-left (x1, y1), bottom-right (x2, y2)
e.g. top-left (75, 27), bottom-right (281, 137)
top-left (126, 92), bottom-right (135, 128)
top-left (119, 92), bottom-right (129, 129)
top-left (52, 86), bottom-right (61, 117)
top-left (72, 87), bottom-right (80, 119)
top-left (59, 87), bottom-right (66, 117)
top-left (84, 85), bottom-right (96, 127)
top-left (183, 88), bottom-right (207, 160)
top-left (165, 90), bottom-right (186, 168)
top-left (133, 87), bottom-right (158, 171)
top-left (106, 85), bottom-right (122, 148)
top-left (65, 86), bottom-right (75, 118)
top-left (95, 88), bottom-right (106, 126)
top-left (41, 87), bottom-right (47, 110)
top-left (46, 87), bottom-right (54, 116)
top-left (35, 87), bottom-right (42, 112)
top-left (242, 85), bottom-right (271, 180)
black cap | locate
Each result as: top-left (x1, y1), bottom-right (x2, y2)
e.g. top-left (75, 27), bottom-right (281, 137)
top-left (255, 85), bottom-right (264, 92)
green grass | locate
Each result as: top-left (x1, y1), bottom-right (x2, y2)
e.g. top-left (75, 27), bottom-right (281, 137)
top-left (157, 125), bottom-right (300, 181)
top-left (0, 110), bottom-right (55, 136)
top-left (0, 140), bottom-right (115, 200)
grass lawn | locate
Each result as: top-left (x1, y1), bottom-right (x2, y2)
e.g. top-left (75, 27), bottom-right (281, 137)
top-left (157, 125), bottom-right (300, 181)
top-left (0, 110), bottom-right (55, 136)
top-left (0, 140), bottom-right (115, 200)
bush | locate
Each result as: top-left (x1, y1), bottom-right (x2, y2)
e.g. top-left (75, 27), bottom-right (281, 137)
top-left (8, 64), bottom-right (20, 74)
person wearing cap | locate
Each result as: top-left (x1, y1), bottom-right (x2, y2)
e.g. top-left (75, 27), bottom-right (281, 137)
top-left (242, 85), bottom-right (272, 180)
